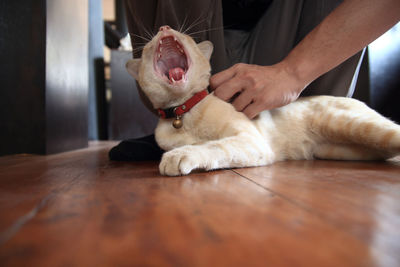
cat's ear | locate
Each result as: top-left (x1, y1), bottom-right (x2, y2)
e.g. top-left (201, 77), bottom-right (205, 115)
top-left (197, 41), bottom-right (213, 61)
top-left (126, 59), bottom-right (141, 80)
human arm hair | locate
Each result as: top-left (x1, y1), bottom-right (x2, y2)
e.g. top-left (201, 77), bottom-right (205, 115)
top-left (211, 0), bottom-right (400, 119)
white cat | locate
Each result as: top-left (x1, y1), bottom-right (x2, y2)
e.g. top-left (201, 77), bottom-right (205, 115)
top-left (126, 25), bottom-right (400, 176)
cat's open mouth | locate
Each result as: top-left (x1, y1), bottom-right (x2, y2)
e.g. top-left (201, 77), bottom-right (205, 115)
top-left (154, 35), bottom-right (189, 84)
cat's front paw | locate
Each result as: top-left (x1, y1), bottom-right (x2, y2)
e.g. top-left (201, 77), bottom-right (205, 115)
top-left (159, 148), bottom-right (199, 176)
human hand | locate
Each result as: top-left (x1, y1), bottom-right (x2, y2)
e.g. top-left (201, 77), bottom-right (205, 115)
top-left (210, 62), bottom-right (307, 119)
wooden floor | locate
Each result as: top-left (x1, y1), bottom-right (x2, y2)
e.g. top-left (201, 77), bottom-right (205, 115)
top-left (0, 142), bottom-right (399, 267)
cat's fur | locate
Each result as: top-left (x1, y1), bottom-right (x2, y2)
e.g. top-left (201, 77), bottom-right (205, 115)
top-left (126, 26), bottom-right (400, 176)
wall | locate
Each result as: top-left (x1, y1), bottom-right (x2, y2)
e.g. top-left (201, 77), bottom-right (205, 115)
top-left (0, 0), bottom-right (89, 156)
top-left (89, 0), bottom-right (107, 140)
top-left (0, 1), bottom-right (47, 155)
top-left (45, 0), bottom-right (89, 154)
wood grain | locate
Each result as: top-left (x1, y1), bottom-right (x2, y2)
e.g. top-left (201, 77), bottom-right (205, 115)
top-left (0, 142), bottom-right (399, 266)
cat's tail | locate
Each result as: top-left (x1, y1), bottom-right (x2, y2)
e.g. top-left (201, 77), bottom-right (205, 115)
top-left (311, 98), bottom-right (400, 159)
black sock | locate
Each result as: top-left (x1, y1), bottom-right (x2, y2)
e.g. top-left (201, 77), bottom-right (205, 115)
top-left (109, 134), bottom-right (164, 161)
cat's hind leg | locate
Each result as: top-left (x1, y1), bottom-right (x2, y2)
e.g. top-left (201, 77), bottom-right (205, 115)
top-left (312, 99), bottom-right (400, 159)
top-left (313, 143), bottom-right (385, 161)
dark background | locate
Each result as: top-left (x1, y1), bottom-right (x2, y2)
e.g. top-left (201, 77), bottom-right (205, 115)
top-left (0, 0), bottom-right (399, 156)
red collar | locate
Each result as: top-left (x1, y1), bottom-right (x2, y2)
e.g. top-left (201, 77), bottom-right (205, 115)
top-left (157, 89), bottom-right (208, 119)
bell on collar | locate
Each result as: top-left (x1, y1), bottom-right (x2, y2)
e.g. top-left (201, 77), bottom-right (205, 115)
top-left (173, 116), bottom-right (183, 129)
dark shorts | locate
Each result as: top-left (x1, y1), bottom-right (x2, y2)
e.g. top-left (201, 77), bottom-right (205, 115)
top-left (124, 0), bottom-right (365, 100)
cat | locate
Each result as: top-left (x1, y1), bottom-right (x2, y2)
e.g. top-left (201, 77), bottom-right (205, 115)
top-left (126, 25), bottom-right (400, 176)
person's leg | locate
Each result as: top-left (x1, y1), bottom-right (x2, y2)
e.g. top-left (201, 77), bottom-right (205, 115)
top-left (111, 0), bottom-right (227, 161)
top-left (124, 0), bottom-right (228, 118)
top-left (295, 0), bottom-right (365, 97)
top-left (244, 0), bottom-right (365, 97)
top-left (124, 0), bottom-right (228, 73)
top-left (245, 0), bottom-right (304, 66)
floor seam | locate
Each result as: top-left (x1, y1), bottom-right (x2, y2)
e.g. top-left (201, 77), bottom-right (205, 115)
top-left (230, 169), bottom-right (375, 245)
top-left (231, 169), bottom-right (316, 214)
top-left (0, 172), bottom-right (86, 246)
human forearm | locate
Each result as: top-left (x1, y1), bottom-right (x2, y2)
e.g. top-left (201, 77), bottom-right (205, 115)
top-left (284, 0), bottom-right (400, 88)
top-left (211, 0), bottom-right (400, 119)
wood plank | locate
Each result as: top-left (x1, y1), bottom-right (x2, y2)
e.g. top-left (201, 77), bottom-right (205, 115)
top-left (0, 142), bottom-right (117, 231)
top-left (0, 142), bottom-right (398, 266)
top-left (235, 160), bottom-right (400, 267)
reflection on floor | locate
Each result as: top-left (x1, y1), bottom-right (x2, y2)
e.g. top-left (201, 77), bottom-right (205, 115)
top-left (0, 141), bottom-right (399, 266)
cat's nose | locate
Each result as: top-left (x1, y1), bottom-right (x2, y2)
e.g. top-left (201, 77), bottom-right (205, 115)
top-left (159, 25), bottom-right (171, 32)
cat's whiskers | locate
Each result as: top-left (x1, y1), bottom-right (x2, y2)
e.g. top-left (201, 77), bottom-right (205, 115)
top-left (130, 32), bottom-right (151, 43)
top-left (132, 45), bottom-right (145, 51)
top-left (187, 26), bottom-right (226, 37)
top-left (131, 46), bottom-right (145, 54)
top-left (131, 41), bottom-right (148, 46)
top-left (182, 12), bottom-right (208, 35)
top-left (134, 17), bottom-right (155, 40)
top-left (142, 27), bottom-right (155, 41)
top-left (179, 13), bottom-right (190, 33)
top-left (129, 34), bottom-right (150, 56)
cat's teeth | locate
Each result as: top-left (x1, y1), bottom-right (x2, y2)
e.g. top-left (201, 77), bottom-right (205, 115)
top-left (159, 40), bottom-right (163, 44)
top-left (158, 54), bottom-right (161, 58)
top-left (174, 37), bottom-right (177, 41)
top-left (171, 76), bottom-right (176, 83)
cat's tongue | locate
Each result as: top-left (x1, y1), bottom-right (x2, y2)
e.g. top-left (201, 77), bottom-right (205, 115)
top-left (168, 67), bottom-right (185, 82)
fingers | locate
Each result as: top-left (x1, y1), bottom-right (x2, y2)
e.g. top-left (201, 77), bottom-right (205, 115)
top-left (243, 101), bottom-right (265, 119)
top-left (211, 63), bottom-right (261, 117)
top-left (213, 76), bottom-right (246, 102)
top-left (210, 66), bottom-right (236, 90)
top-left (211, 64), bottom-right (250, 102)
top-left (209, 62), bottom-right (304, 120)
top-left (231, 89), bottom-right (254, 112)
